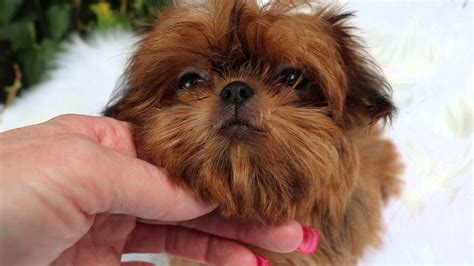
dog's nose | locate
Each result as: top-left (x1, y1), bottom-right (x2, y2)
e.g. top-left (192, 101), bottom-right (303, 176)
top-left (220, 81), bottom-right (254, 107)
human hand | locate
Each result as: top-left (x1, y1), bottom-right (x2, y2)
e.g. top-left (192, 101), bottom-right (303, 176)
top-left (0, 114), bottom-right (317, 265)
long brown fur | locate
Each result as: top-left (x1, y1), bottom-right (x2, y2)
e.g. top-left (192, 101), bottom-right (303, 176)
top-left (104, 0), bottom-right (402, 264)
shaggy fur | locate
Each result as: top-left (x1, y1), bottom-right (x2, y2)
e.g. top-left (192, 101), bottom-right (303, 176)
top-left (104, 0), bottom-right (402, 264)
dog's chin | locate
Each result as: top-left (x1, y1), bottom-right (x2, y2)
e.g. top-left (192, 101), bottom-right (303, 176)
top-left (215, 189), bottom-right (300, 224)
top-left (138, 109), bottom-right (351, 225)
top-left (219, 204), bottom-right (298, 224)
top-left (219, 122), bottom-right (263, 141)
top-left (216, 112), bottom-right (266, 141)
top-left (192, 139), bottom-right (313, 224)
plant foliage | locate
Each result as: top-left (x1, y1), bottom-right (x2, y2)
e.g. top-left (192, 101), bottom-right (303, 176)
top-left (0, 0), bottom-right (172, 105)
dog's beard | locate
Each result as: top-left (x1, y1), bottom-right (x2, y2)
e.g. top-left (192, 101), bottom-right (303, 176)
top-left (138, 101), bottom-right (357, 224)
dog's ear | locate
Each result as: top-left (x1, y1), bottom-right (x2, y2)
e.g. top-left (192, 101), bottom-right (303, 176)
top-left (317, 6), bottom-right (396, 126)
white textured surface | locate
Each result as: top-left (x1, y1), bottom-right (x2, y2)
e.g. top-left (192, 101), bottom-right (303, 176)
top-left (351, 1), bottom-right (473, 265)
top-left (1, 1), bottom-right (472, 265)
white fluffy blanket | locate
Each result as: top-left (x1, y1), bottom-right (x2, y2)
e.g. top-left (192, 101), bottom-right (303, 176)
top-left (2, 1), bottom-right (472, 264)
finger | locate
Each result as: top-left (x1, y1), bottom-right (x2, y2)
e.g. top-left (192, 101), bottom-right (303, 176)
top-left (48, 114), bottom-right (137, 157)
top-left (44, 115), bottom-right (216, 221)
top-left (65, 141), bottom-right (215, 221)
top-left (124, 223), bottom-right (262, 266)
top-left (55, 115), bottom-right (217, 220)
top-left (182, 213), bottom-right (303, 253)
top-left (106, 151), bottom-right (217, 221)
top-left (3, 114), bottom-right (135, 158)
top-left (140, 212), bottom-right (303, 253)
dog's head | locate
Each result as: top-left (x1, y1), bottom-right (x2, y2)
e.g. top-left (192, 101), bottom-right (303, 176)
top-left (104, 0), bottom-right (395, 224)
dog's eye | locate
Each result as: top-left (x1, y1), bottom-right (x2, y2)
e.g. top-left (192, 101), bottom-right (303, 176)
top-left (178, 73), bottom-right (205, 90)
top-left (278, 68), bottom-right (307, 89)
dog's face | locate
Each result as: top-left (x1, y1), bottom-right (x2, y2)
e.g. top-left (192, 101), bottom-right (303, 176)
top-left (105, 0), bottom-right (395, 224)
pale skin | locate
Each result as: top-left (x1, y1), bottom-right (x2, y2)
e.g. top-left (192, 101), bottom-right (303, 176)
top-left (0, 114), bottom-right (306, 265)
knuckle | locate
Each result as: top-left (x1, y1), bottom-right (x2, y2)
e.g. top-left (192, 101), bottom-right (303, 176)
top-left (54, 113), bottom-right (75, 120)
top-left (204, 235), bottom-right (214, 263)
top-left (207, 237), bottom-right (256, 266)
top-left (164, 226), bottom-right (179, 253)
top-left (45, 134), bottom-right (113, 213)
top-left (49, 134), bottom-right (100, 166)
top-left (50, 114), bottom-right (80, 123)
top-left (66, 134), bottom-right (96, 152)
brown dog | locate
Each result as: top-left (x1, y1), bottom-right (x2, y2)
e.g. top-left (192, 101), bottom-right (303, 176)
top-left (104, 0), bottom-right (402, 264)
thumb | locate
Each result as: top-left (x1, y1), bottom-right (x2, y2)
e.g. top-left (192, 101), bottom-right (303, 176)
top-left (101, 150), bottom-right (217, 221)
top-left (48, 114), bottom-right (216, 221)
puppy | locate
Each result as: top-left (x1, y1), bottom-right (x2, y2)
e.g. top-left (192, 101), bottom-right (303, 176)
top-left (104, 0), bottom-right (402, 264)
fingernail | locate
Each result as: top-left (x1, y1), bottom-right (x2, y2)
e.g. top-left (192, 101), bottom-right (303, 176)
top-left (255, 253), bottom-right (271, 266)
top-left (296, 225), bottom-right (319, 254)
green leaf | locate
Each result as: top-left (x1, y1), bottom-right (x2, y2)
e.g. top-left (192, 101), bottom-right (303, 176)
top-left (90, 2), bottom-right (132, 30)
top-left (46, 4), bottom-right (72, 41)
top-left (90, 2), bottom-right (115, 29)
top-left (0, 22), bottom-right (36, 50)
top-left (115, 15), bottom-right (132, 29)
top-left (1, 0), bottom-right (175, 104)
top-left (133, 0), bottom-right (144, 14)
top-left (145, 0), bottom-right (173, 11)
top-left (0, 0), bottom-right (23, 24)
top-left (17, 39), bottom-right (60, 85)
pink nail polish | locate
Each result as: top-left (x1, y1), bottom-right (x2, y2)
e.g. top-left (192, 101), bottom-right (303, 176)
top-left (296, 225), bottom-right (320, 254)
top-left (255, 253), bottom-right (271, 266)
